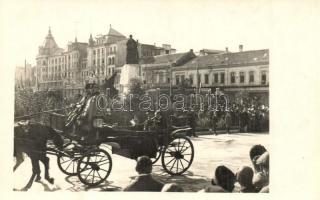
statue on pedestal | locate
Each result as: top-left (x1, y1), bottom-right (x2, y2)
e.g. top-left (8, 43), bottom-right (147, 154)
top-left (126, 35), bottom-right (139, 64)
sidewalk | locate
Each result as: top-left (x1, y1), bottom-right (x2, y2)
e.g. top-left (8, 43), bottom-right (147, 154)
top-left (195, 129), bottom-right (269, 136)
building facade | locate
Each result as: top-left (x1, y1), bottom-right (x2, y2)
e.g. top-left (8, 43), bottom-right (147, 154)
top-left (142, 46), bottom-right (269, 105)
top-left (35, 28), bottom-right (88, 97)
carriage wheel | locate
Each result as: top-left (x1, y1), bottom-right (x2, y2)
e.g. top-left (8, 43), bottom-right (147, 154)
top-left (57, 142), bottom-right (80, 176)
top-left (151, 146), bottom-right (163, 164)
top-left (77, 148), bottom-right (112, 186)
top-left (161, 137), bottom-right (194, 175)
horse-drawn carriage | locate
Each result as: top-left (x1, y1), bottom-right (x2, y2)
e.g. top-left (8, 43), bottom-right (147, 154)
top-left (14, 109), bottom-right (195, 188)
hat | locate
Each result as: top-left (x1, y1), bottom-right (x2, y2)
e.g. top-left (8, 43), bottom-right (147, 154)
top-left (249, 144), bottom-right (267, 161)
top-left (212, 165), bottom-right (235, 192)
top-left (236, 166), bottom-right (254, 187)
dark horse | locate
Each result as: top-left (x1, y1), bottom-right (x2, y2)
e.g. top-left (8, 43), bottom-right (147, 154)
top-left (14, 121), bottom-right (64, 191)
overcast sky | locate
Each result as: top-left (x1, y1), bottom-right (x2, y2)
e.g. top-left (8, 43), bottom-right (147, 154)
top-left (0, 0), bottom-right (303, 68)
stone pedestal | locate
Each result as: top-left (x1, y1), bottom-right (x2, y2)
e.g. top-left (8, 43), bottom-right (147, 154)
top-left (119, 64), bottom-right (141, 93)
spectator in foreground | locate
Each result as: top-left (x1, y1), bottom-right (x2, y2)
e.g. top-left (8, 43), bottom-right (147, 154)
top-left (255, 151), bottom-right (269, 193)
top-left (236, 166), bottom-right (258, 193)
top-left (199, 165), bottom-right (235, 192)
top-left (249, 144), bottom-right (269, 191)
top-left (123, 156), bottom-right (164, 192)
top-left (161, 183), bottom-right (184, 192)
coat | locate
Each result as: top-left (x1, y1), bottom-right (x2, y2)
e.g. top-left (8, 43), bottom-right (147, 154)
top-left (123, 174), bottom-right (164, 192)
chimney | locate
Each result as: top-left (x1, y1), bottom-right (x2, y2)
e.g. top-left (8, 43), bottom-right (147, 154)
top-left (190, 49), bottom-right (193, 52)
top-left (225, 47), bottom-right (229, 53)
top-left (239, 44), bottom-right (243, 52)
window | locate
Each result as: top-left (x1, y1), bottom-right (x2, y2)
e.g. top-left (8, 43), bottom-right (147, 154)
top-left (181, 75), bottom-right (185, 84)
top-left (176, 75), bottom-right (180, 85)
top-left (249, 71), bottom-right (254, 83)
top-left (205, 74), bottom-right (209, 84)
top-left (101, 48), bottom-right (104, 54)
top-left (108, 58), bottom-right (112, 65)
top-left (114, 46), bottom-right (116, 53)
top-left (214, 73), bottom-right (219, 83)
top-left (102, 58), bottom-right (105, 64)
top-left (261, 71), bottom-right (267, 85)
top-left (93, 60), bottom-right (96, 65)
top-left (108, 68), bottom-right (111, 75)
top-left (97, 49), bottom-right (100, 54)
top-left (220, 73), bottom-right (225, 84)
top-left (112, 57), bottom-right (115, 65)
top-left (231, 72), bottom-right (236, 83)
top-left (167, 77), bottom-right (170, 84)
top-left (93, 50), bottom-right (96, 55)
top-left (189, 74), bottom-right (194, 85)
top-left (198, 74), bottom-right (201, 84)
top-left (240, 72), bottom-right (245, 83)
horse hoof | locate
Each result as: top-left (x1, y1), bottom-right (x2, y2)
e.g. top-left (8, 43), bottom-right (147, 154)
top-left (20, 187), bottom-right (29, 191)
top-left (35, 176), bottom-right (41, 182)
top-left (48, 178), bottom-right (54, 184)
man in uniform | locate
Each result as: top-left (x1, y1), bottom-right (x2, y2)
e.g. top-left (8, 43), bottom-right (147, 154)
top-left (65, 83), bottom-right (93, 129)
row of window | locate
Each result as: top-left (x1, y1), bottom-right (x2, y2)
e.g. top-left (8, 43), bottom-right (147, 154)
top-left (93, 57), bottom-right (115, 66)
top-left (174, 71), bottom-right (268, 85)
top-left (93, 46), bottom-right (117, 56)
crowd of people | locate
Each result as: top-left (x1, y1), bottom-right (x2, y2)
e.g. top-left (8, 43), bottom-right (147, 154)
top-left (123, 144), bottom-right (269, 193)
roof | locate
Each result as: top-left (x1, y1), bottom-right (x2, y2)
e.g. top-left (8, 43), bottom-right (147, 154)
top-left (141, 50), bottom-right (196, 67)
top-left (105, 27), bottom-right (126, 44)
top-left (182, 49), bottom-right (269, 69)
top-left (42, 28), bottom-right (59, 49)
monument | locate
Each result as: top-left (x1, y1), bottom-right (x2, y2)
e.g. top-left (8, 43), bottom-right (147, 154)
top-left (119, 35), bottom-right (142, 93)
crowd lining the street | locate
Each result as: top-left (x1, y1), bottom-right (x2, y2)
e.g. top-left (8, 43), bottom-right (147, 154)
top-left (123, 144), bottom-right (269, 193)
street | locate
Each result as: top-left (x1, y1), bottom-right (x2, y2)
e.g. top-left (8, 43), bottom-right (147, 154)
top-left (13, 132), bottom-right (269, 192)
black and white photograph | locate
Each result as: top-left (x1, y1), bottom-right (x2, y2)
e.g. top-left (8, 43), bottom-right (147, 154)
top-left (1, 0), bottom-right (319, 198)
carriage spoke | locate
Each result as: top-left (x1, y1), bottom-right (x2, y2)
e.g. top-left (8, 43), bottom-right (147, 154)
top-left (65, 159), bottom-right (73, 171)
top-left (179, 159), bottom-right (185, 170)
top-left (182, 157), bottom-right (190, 164)
top-left (164, 157), bottom-right (175, 166)
top-left (100, 169), bottom-right (110, 173)
top-left (176, 159), bottom-right (179, 173)
top-left (84, 169), bottom-right (93, 181)
top-left (179, 140), bottom-right (187, 152)
top-left (92, 170), bottom-right (95, 183)
top-left (180, 146), bottom-right (191, 154)
top-left (98, 161), bottom-right (110, 166)
top-left (60, 158), bottom-right (72, 164)
top-left (169, 160), bottom-right (177, 172)
top-left (96, 170), bottom-right (103, 180)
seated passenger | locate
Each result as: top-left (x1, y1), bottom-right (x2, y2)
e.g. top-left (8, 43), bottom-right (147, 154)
top-left (123, 156), bottom-right (164, 191)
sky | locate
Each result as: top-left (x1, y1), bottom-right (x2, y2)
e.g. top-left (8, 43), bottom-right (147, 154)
top-left (0, 0), bottom-right (305, 68)
top-left (0, 0), bottom-right (278, 68)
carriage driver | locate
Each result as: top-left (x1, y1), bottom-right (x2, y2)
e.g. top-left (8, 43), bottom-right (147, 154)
top-left (65, 83), bottom-right (93, 128)
top-left (76, 83), bottom-right (104, 140)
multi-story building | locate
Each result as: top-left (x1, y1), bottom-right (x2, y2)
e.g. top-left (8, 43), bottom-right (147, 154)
top-left (36, 28), bottom-right (88, 97)
top-left (86, 26), bottom-right (176, 89)
top-left (142, 46), bottom-right (269, 105)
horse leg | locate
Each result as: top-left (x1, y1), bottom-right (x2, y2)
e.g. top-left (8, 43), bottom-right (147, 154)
top-left (21, 158), bottom-right (40, 191)
top-left (40, 156), bottom-right (54, 184)
top-left (13, 151), bottom-right (24, 172)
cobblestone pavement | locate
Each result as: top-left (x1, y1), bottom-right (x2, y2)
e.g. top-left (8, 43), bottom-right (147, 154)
top-left (13, 132), bottom-right (269, 192)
